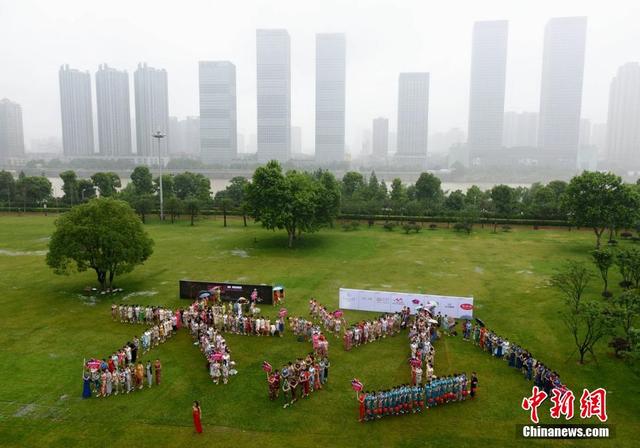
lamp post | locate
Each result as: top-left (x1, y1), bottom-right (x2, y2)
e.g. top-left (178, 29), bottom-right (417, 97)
top-left (152, 131), bottom-right (166, 221)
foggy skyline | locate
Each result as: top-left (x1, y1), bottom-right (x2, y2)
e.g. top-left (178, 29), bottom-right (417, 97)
top-left (1, 0), bottom-right (639, 155)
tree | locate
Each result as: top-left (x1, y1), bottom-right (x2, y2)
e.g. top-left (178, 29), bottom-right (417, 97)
top-left (183, 196), bottom-right (201, 226)
top-left (551, 261), bottom-right (593, 313)
top-left (591, 249), bottom-right (615, 297)
top-left (246, 161), bottom-right (339, 247)
top-left (390, 178), bottom-right (407, 205)
top-left (164, 196), bottom-right (182, 224)
top-left (414, 172), bottom-right (443, 213)
top-left (490, 184), bottom-right (517, 217)
top-left (0, 170), bottom-right (16, 206)
top-left (563, 171), bottom-right (640, 248)
top-left (46, 198), bottom-right (154, 289)
top-left (15, 175), bottom-right (52, 209)
top-left (341, 171), bottom-right (365, 198)
top-left (132, 194), bottom-right (155, 224)
top-left (611, 290), bottom-right (640, 344)
top-left (616, 248), bottom-right (640, 289)
top-left (214, 176), bottom-right (250, 226)
top-left (174, 172), bottom-right (211, 201)
top-left (562, 301), bottom-right (614, 364)
top-left (77, 179), bottom-right (96, 202)
top-left (59, 170), bottom-right (79, 205)
top-left (130, 166), bottom-right (154, 195)
top-left (91, 172), bottom-right (121, 197)
top-left (445, 190), bottom-right (466, 213)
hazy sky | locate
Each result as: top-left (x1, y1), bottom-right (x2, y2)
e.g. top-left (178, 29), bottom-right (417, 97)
top-left (1, 0), bottom-right (639, 154)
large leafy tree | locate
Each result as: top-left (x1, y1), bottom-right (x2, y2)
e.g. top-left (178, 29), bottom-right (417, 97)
top-left (46, 198), bottom-right (154, 289)
top-left (563, 171), bottom-right (640, 248)
top-left (130, 166), bottom-right (154, 195)
top-left (0, 170), bottom-right (16, 205)
top-left (59, 170), bottom-right (79, 205)
top-left (173, 172), bottom-right (211, 202)
top-left (414, 172), bottom-right (443, 213)
top-left (15, 174), bottom-right (52, 208)
top-left (490, 184), bottom-right (517, 217)
top-left (91, 172), bottom-right (121, 197)
top-left (246, 161), bottom-right (340, 247)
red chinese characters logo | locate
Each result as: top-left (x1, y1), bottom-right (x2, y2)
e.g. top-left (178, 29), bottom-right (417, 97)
top-left (521, 386), bottom-right (547, 423)
top-left (522, 387), bottom-right (607, 423)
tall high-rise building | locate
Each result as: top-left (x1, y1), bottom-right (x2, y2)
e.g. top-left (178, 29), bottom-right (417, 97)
top-left (591, 122), bottom-right (607, 156)
top-left (372, 117), bottom-right (389, 158)
top-left (134, 63), bottom-right (169, 157)
top-left (256, 29), bottom-right (291, 163)
top-left (315, 33), bottom-right (346, 164)
top-left (503, 111), bottom-right (538, 147)
top-left (579, 118), bottom-right (591, 147)
top-left (429, 128), bottom-right (466, 154)
top-left (169, 116), bottom-right (200, 156)
top-left (199, 61), bottom-right (237, 164)
top-left (605, 62), bottom-right (640, 167)
top-left (467, 20), bottom-right (508, 156)
top-left (396, 73), bottom-right (429, 167)
top-left (59, 65), bottom-right (94, 156)
top-left (0, 98), bottom-right (25, 158)
top-left (291, 126), bottom-right (302, 154)
top-left (537, 17), bottom-right (587, 163)
top-left (96, 64), bottom-right (132, 156)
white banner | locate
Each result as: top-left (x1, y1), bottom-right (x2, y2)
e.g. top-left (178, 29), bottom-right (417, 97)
top-left (339, 288), bottom-right (474, 319)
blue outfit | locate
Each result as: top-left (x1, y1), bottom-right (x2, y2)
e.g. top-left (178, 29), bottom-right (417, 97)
top-left (82, 374), bottom-right (92, 398)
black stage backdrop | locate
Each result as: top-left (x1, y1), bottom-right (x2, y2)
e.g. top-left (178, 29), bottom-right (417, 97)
top-left (179, 280), bottom-right (274, 305)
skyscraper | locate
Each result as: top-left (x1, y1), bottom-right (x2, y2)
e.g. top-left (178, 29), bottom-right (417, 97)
top-left (291, 126), bottom-right (302, 154)
top-left (0, 98), bottom-right (25, 158)
top-left (256, 29), bottom-right (291, 163)
top-left (605, 62), bottom-right (640, 167)
top-left (59, 65), bottom-right (94, 156)
top-left (134, 63), bottom-right (169, 157)
top-left (396, 73), bottom-right (429, 167)
top-left (503, 111), bottom-right (538, 147)
top-left (96, 64), bottom-right (132, 156)
top-left (199, 61), bottom-right (237, 164)
top-left (537, 17), bottom-right (587, 163)
top-left (467, 20), bottom-right (508, 157)
top-left (315, 33), bottom-right (346, 164)
top-left (372, 117), bottom-right (389, 158)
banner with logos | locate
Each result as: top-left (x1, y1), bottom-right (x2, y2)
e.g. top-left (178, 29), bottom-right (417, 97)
top-left (338, 288), bottom-right (474, 318)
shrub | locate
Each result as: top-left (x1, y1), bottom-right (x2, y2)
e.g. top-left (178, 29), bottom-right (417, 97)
top-left (342, 221), bottom-right (360, 232)
top-left (383, 221), bottom-right (395, 231)
top-left (501, 225), bottom-right (512, 232)
top-left (608, 239), bottom-right (619, 246)
top-left (428, 223), bottom-right (438, 230)
top-left (621, 231), bottom-right (633, 239)
top-left (402, 222), bottom-right (421, 234)
top-left (632, 236), bottom-right (640, 243)
top-left (453, 222), bottom-right (472, 234)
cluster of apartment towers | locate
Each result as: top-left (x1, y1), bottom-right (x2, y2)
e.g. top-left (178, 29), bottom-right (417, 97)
top-left (1, 18), bottom-right (639, 169)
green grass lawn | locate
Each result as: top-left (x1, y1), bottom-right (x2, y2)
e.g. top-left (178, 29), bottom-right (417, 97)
top-left (0, 214), bottom-right (638, 448)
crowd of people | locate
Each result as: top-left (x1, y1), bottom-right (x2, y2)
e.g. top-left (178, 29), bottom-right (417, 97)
top-left (408, 307), bottom-right (438, 385)
top-left (112, 304), bottom-right (178, 327)
top-left (357, 372), bottom-right (477, 422)
top-left (266, 353), bottom-right (331, 408)
top-left (308, 298), bottom-right (346, 337)
top-left (343, 309), bottom-right (410, 351)
top-left (83, 358), bottom-right (162, 398)
top-left (469, 323), bottom-right (565, 395)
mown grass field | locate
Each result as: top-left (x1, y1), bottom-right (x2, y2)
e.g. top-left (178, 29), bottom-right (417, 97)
top-left (0, 213), bottom-right (638, 448)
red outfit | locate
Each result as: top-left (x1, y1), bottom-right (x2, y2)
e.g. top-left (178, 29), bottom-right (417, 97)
top-left (358, 393), bottom-right (366, 422)
top-left (193, 407), bottom-right (202, 433)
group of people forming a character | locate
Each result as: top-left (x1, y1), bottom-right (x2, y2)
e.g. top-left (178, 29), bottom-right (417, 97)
top-left (83, 357), bottom-right (162, 398)
top-left (343, 308), bottom-right (412, 351)
top-left (265, 352), bottom-right (331, 408)
top-left (357, 372), bottom-right (478, 422)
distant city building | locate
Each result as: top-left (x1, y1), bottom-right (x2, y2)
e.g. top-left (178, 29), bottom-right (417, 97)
top-left (237, 133), bottom-right (245, 153)
top-left (448, 143), bottom-right (470, 169)
top-left (291, 126), bottom-right (302, 154)
top-left (169, 116), bottom-right (200, 156)
top-left (361, 129), bottom-right (372, 155)
top-left (579, 118), bottom-right (591, 147)
top-left (606, 62), bottom-right (640, 167)
top-left (0, 98), bottom-right (25, 158)
top-left (590, 122), bottom-right (607, 157)
top-left (134, 63), bottom-right (169, 157)
top-left (59, 65), bottom-right (94, 156)
top-left (388, 131), bottom-right (397, 153)
top-left (315, 33), bottom-right (346, 164)
top-left (199, 61), bottom-right (237, 164)
top-left (30, 137), bottom-right (62, 154)
top-left (96, 64), bottom-right (132, 156)
top-left (467, 20), bottom-right (508, 157)
top-left (537, 17), bottom-right (587, 164)
top-left (372, 117), bottom-right (389, 158)
top-left (396, 72), bottom-right (430, 168)
top-left (503, 111), bottom-right (538, 147)
top-left (429, 128), bottom-right (466, 154)
top-left (256, 29), bottom-right (291, 163)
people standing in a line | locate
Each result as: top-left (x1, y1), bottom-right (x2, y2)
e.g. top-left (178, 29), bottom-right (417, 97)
top-left (470, 372), bottom-right (478, 399)
top-left (192, 401), bottom-right (203, 434)
top-left (154, 359), bottom-right (162, 385)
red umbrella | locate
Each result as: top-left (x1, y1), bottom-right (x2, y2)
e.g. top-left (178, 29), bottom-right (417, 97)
top-left (351, 379), bottom-right (363, 392)
top-left (262, 361), bottom-right (272, 373)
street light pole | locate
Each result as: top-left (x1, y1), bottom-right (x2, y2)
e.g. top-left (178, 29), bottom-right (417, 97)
top-left (152, 130), bottom-right (166, 221)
